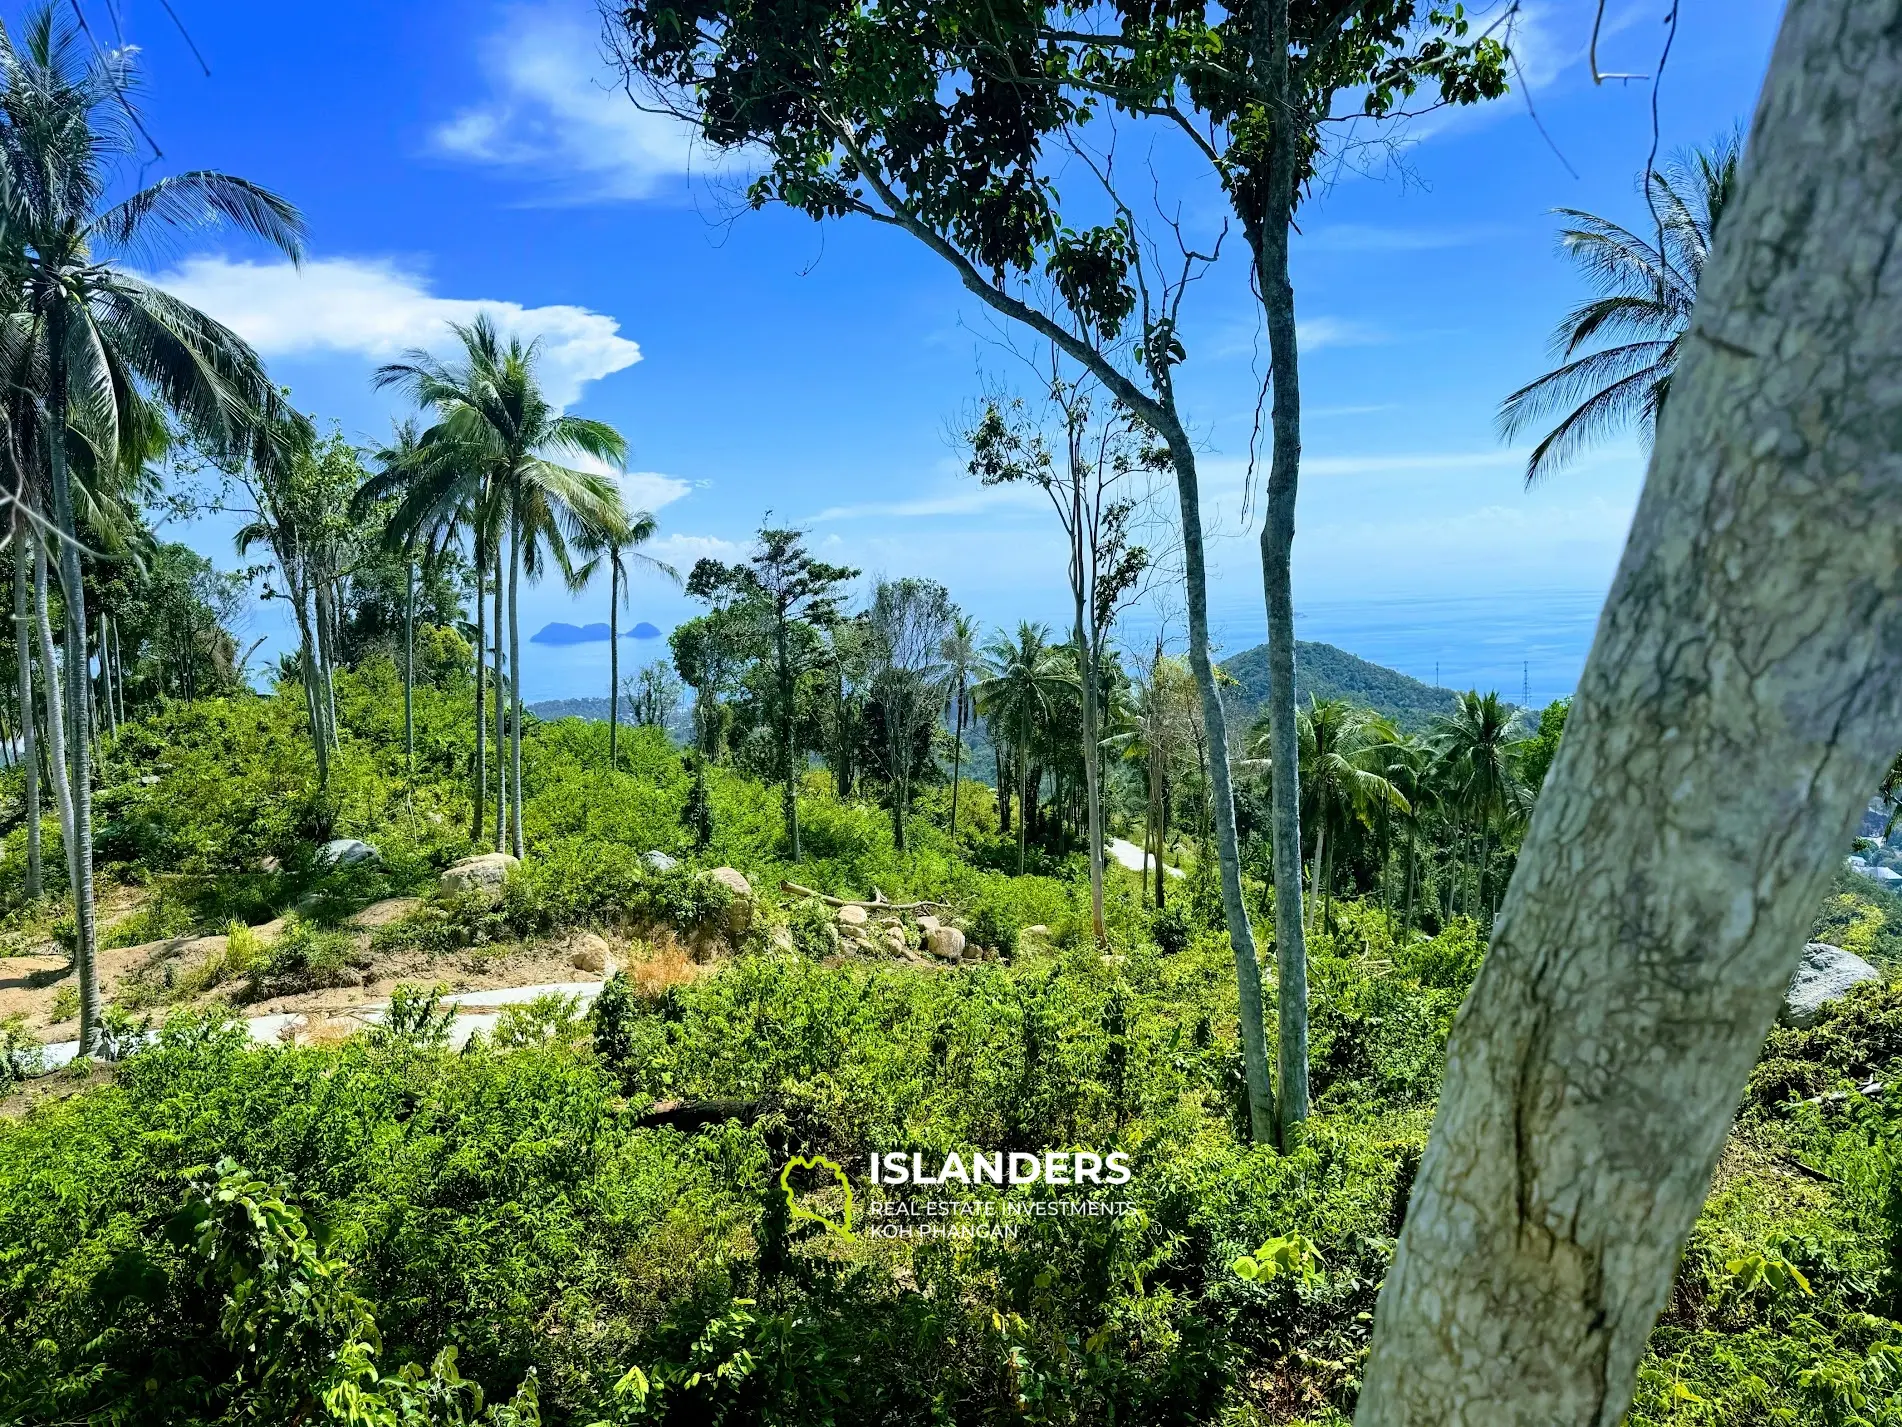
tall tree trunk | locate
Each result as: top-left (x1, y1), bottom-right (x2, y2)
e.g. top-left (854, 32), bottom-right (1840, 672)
top-left (1308, 820), bottom-right (1326, 937)
top-left (996, 738), bottom-right (1010, 834)
top-left (778, 614), bottom-right (799, 859)
top-left (493, 548), bottom-right (507, 852)
top-left (1148, 428), bottom-right (1270, 1149)
top-left (1016, 718), bottom-right (1030, 875)
top-left (404, 558), bottom-right (415, 783)
top-left (508, 477), bottom-right (524, 861)
top-left (1156, 779), bottom-right (1169, 909)
top-left (110, 617), bottom-right (125, 727)
top-left (1401, 823), bottom-right (1417, 938)
top-left (14, 535), bottom-right (39, 898)
top-left (608, 556), bottom-right (620, 770)
top-left (1357, 6), bottom-right (1902, 1418)
top-left (1074, 557), bottom-right (1107, 943)
top-left (949, 691), bottom-right (964, 834)
top-left (46, 325), bottom-right (101, 1055)
top-left (96, 612), bottom-right (114, 739)
top-left (472, 556), bottom-right (486, 841)
top-left (33, 537), bottom-right (75, 888)
top-left (1246, 0), bottom-right (1310, 1147)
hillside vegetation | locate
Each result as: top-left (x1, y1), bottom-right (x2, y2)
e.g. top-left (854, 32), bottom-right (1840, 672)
top-left (1220, 643), bottom-right (1468, 734)
top-left (1, 660), bottom-right (1898, 1427)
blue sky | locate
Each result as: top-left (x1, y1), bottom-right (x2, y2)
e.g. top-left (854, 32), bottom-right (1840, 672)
top-left (94, 0), bottom-right (1785, 704)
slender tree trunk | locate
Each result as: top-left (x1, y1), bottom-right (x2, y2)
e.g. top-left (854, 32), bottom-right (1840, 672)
top-left (608, 556), bottom-right (620, 770)
top-left (472, 556), bottom-right (487, 841)
top-left (292, 582), bottom-right (329, 787)
top-left (1149, 426), bottom-right (1277, 1138)
top-left (1016, 718), bottom-right (1030, 875)
top-left (1308, 820), bottom-right (1326, 937)
top-left (15, 536), bottom-right (39, 899)
top-left (1156, 780), bottom-right (1169, 910)
top-left (996, 738), bottom-right (1010, 834)
top-left (110, 618), bottom-right (125, 726)
top-left (1074, 557), bottom-right (1107, 942)
top-left (404, 558), bottom-right (415, 783)
top-left (949, 691), bottom-right (964, 834)
top-left (1244, 0), bottom-right (1311, 1148)
top-left (34, 537), bottom-right (75, 886)
top-left (493, 550), bottom-right (507, 852)
top-left (1357, 8), bottom-right (1902, 1417)
top-left (1402, 823), bottom-right (1418, 938)
top-left (96, 612), bottom-right (114, 739)
top-left (508, 477), bottom-right (524, 861)
top-left (46, 325), bottom-right (101, 1054)
top-left (778, 614), bottom-right (799, 859)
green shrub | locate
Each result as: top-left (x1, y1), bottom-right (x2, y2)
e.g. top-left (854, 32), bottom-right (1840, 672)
top-left (786, 896), bottom-right (841, 957)
top-left (492, 993), bottom-right (587, 1049)
top-left (967, 902), bottom-right (1018, 958)
top-left (241, 919), bottom-right (359, 1001)
top-left (1150, 901), bottom-right (1193, 956)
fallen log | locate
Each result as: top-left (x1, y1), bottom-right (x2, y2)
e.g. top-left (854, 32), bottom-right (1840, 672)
top-left (633, 1097), bottom-right (758, 1132)
top-left (779, 880), bottom-right (949, 912)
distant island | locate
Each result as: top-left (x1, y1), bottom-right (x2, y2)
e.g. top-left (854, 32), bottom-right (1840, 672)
top-left (1220, 639), bottom-right (1506, 732)
top-left (530, 621), bottom-right (665, 645)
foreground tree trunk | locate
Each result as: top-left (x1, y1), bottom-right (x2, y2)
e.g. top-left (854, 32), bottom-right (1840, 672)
top-left (33, 537), bottom-right (75, 889)
top-left (1248, 0), bottom-right (1311, 1148)
top-left (1156, 426), bottom-right (1276, 1143)
top-left (493, 551), bottom-right (507, 852)
top-left (508, 479), bottom-right (525, 861)
top-left (608, 554), bottom-right (621, 770)
top-left (472, 557), bottom-right (487, 841)
top-left (1357, 5), bottom-right (1902, 1420)
top-left (14, 532), bottom-right (39, 898)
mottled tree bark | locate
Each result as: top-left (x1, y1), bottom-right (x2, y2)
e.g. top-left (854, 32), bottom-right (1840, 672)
top-left (1357, 4), bottom-right (1902, 1422)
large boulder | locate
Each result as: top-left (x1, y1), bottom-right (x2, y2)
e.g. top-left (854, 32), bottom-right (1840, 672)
top-left (924, 925), bottom-right (967, 962)
top-left (319, 838), bottom-right (381, 869)
top-left (706, 868), bottom-right (754, 938)
top-left (566, 931), bottom-right (613, 974)
top-left (440, 851), bottom-right (520, 903)
top-left (1781, 942), bottom-right (1884, 1029)
top-left (837, 904), bottom-right (869, 929)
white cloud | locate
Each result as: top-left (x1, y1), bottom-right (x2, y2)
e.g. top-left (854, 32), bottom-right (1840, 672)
top-left (808, 483), bottom-right (1045, 523)
top-left (646, 533), bottom-right (747, 568)
top-left (149, 255), bottom-right (642, 406)
top-left (433, 4), bottom-right (737, 201)
top-left (565, 451), bottom-right (695, 512)
top-left (1297, 317), bottom-right (1388, 353)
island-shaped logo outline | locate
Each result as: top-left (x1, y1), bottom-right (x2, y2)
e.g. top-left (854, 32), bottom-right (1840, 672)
top-left (779, 1153), bottom-right (854, 1239)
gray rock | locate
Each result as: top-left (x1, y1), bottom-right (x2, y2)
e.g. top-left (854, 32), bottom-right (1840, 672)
top-left (642, 850), bottom-right (680, 873)
top-left (1781, 942), bottom-right (1884, 1029)
top-left (319, 838), bottom-right (381, 869)
top-left (925, 925), bottom-right (967, 962)
top-left (705, 867), bottom-right (754, 938)
top-left (440, 851), bottom-right (520, 902)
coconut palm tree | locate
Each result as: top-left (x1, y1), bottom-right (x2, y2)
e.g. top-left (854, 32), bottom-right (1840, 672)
top-left (0, 7), bottom-right (305, 1051)
top-left (975, 622), bottom-right (1074, 875)
top-left (1256, 697), bottom-right (1407, 935)
top-left (1432, 690), bottom-right (1523, 920)
top-left (574, 504), bottom-right (675, 770)
top-left (376, 315), bottom-right (626, 858)
top-left (1498, 133), bottom-right (1742, 485)
top-left (935, 611), bottom-right (980, 834)
top-left (356, 418), bottom-right (501, 829)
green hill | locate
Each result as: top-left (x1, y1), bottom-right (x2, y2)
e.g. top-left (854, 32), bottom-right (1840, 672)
top-left (1220, 639), bottom-right (1461, 732)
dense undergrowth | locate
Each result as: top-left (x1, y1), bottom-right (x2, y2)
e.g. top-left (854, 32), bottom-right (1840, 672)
top-left (1, 663), bottom-right (1899, 1424)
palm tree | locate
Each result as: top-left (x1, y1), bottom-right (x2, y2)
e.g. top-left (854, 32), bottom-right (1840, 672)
top-left (1432, 690), bottom-right (1523, 921)
top-left (936, 612), bottom-right (980, 834)
top-left (1256, 697), bottom-right (1406, 935)
top-left (574, 504), bottom-right (674, 770)
top-left (376, 315), bottom-right (626, 858)
top-left (0, 8), bottom-right (304, 1051)
top-left (1498, 133), bottom-right (1742, 485)
top-left (975, 622), bottom-right (1074, 875)
top-left (354, 418), bottom-right (497, 835)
